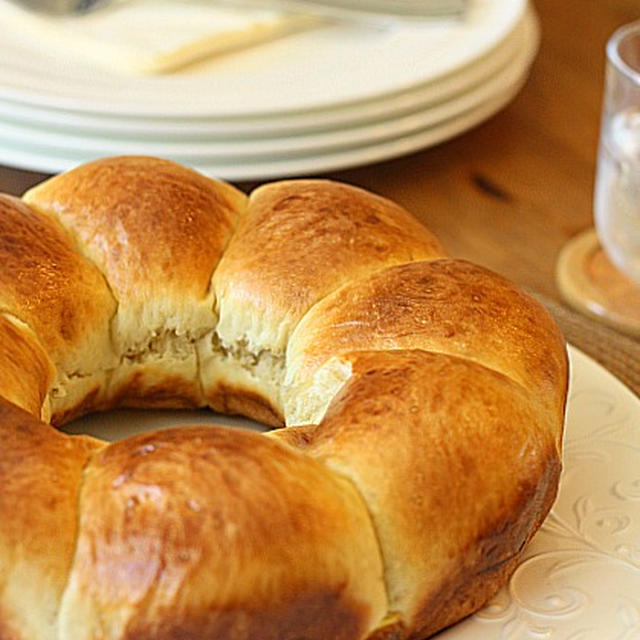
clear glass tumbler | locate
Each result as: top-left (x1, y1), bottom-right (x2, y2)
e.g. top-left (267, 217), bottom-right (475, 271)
top-left (594, 20), bottom-right (640, 284)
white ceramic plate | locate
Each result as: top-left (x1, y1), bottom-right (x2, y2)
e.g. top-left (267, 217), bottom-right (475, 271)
top-left (0, 65), bottom-right (529, 179)
top-left (66, 347), bottom-right (640, 639)
top-left (0, 17), bottom-right (537, 181)
top-left (0, 13), bottom-right (537, 163)
top-left (0, 4), bottom-right (530, 138)
top-left (0, 0), bottom-right (526, 117)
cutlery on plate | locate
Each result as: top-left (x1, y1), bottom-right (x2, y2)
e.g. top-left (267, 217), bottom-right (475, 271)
top-left (6, 0), bottom-right (468, 19)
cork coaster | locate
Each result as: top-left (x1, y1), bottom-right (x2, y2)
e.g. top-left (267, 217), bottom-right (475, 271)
top-left (556, 228), bottom-right (640, 338)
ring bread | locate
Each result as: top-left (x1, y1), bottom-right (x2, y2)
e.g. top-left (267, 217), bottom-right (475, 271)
top-left (0, 155), bottom-right (568, 640)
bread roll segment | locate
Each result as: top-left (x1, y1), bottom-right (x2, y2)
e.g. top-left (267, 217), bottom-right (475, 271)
top-left (0, 313), bottom-right (54, 421)
top-left (205, 179), bottom-right (447, 424)
top-left (284, 258), bottom-right (568, 426)
top-left (272, 349), bottom-right (563, 638)
top-left (214, 179), bottom-right (446, 355)
top-left (0, 194), bottom-right (117, 423)
top-left (0, 399), bottom-right (105, 640)
top-left (0, 156), bottom-right (569, 640)
top-left (58, 426), bottom-right (388, 640)
top-left (23, 156), bottom-right (248, 411)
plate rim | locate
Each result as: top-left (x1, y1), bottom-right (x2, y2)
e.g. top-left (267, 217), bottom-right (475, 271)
top-left (0, 0), bottom-right (528, 117)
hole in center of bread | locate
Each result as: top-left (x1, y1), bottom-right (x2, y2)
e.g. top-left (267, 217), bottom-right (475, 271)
top-left (61, 409), bottom-right (268, 442)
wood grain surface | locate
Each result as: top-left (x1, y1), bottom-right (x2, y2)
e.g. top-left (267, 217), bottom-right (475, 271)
top-left (1, 0), bottom-right (639, 302)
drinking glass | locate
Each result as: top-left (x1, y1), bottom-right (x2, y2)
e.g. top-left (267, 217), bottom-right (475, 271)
top-left (594, 20), bottom-right (640, 284)
top-left (556, 20), bottom-right (640, 336)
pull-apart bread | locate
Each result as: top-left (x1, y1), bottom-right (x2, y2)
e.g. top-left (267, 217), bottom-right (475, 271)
top-left (0, 156), bottom-right (568, 640)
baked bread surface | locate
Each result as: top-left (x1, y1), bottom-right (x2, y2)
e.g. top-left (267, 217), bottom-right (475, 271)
top-left (0, 156), bottom-right (568, 640)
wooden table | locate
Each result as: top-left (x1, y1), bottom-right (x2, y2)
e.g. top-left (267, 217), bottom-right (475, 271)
top-left (330, 0), bottom-right (640, 301)
top-left (1, 0), bottom-right (639, 305)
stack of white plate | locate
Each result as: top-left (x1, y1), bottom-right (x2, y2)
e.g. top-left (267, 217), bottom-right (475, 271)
top-left (0, 0), bottom-right (537, 180)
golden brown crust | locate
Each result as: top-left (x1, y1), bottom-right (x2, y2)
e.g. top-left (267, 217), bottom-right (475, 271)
top-left (0, 398), bottom-right (105, 640)
top-left (51, 385), bottom-right (105, 427)
top-left (206, 382), bottom-right (284, 427)
top-left (107, 371), bottom-right (204, 410)
top-left (213, 179), bottom-right (447, 352)
top-left (408, 519), bottom-right (534, 640)
top-left (59, 426), bottom-right (387, 640)
top-left (23, 156), bottom-right (248, 412)
top-left (285, 258), bottom-right (568, 426)
top-left (200, 179), bottom-right (447, 426)
top-left (0, 194), bottom-right (117, 422)
top-left (23, 156), bottom-right (246, 306)
top-left (0, 313), bottom-right (54, 420)
top-left (117, 590), bottom-right (376, 640)
top-left (0, 194), bottom-right (116, 371)
top-left (272, 349), bottom-right (563, 633)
